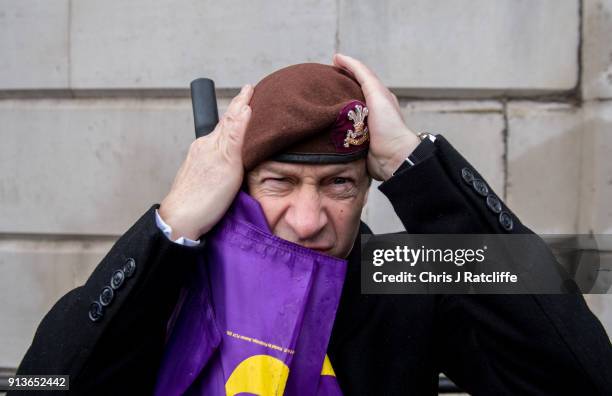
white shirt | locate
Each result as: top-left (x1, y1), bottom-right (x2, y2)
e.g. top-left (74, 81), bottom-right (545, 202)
top-left (154, 209), bottom-right (201, 246)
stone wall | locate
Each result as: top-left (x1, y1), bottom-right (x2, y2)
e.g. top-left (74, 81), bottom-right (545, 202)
top-left (1, 0), bottom-right (611, 371)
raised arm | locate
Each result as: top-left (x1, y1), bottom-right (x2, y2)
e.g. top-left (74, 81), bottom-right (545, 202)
top-left (335, 53), bottom-right (612, 394)
top-left (10, 85), bottom-right (254, 395)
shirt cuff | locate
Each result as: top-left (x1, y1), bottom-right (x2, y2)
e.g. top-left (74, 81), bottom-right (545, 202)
top-left (154, 209), bottom-right (201, 247)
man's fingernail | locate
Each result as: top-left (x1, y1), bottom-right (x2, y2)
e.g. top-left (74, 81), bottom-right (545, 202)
top-left (241, 105), bottom-right (250, 113)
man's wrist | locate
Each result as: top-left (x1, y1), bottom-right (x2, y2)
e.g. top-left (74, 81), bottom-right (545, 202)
top-left (158, 202), bottom-right (201, 240)
top-left (155, 209), bottom-right (201, 246)
top-left (389, 132), bottom-right (437, 178)
top-left (382, 133), bottom-right (421, 181)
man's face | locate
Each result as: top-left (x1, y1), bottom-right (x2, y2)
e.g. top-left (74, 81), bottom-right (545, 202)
top-left (246, 158), bottom-right (370, 259)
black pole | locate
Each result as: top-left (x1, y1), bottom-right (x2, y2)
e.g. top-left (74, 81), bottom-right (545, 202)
top-left (190, 78), bottom-right (219, 138)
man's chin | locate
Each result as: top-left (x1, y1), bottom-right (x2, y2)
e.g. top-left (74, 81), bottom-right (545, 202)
top-left (329, 247), bottom-right (353, 259)
top-left (307, 246), bottom-right (347, 259)
top-left (311, 247), bottom-right (334, 256)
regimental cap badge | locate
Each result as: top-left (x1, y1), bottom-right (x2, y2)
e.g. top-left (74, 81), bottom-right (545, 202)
top-left (344, 104), bottom-right (369, 148)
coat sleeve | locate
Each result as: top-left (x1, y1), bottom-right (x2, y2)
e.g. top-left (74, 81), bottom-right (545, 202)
top-left (9, 204), bottom-right (207, 395)
top-left (378, 135), bottom-right (612, 395)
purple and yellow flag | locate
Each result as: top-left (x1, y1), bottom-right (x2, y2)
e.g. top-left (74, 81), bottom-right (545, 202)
top-left (154, 190), bottom-right (347, 395)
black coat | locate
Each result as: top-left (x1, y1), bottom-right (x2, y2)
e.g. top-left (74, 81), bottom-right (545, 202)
top-left (10, 136), bottom-right (612, 395)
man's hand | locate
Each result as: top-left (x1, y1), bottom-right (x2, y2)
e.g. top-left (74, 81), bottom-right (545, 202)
top-left (332, 54), bottom-right (420, 181)
top-left (159, 84), bottom-right (254, 240)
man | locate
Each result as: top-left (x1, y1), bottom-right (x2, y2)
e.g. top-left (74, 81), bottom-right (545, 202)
top-left (11, 55), bottom-right (612, 395)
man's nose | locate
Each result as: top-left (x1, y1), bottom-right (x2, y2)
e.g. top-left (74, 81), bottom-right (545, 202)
top-left (285, 187), bottom-right (328, 241)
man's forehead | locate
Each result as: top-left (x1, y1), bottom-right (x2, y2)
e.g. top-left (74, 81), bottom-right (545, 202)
top-left (250, 160), bottom-right (365, 176)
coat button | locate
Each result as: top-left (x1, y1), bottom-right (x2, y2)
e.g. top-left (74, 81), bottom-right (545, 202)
top-left (499, 211), bottom-right (513, 231)
top-left (89, 301), bottom-right (104, 322)
top-left (110, 269), bottom-right (125, 290)
top-left (99, 286), bottom-right (114, 306)
top-left (472, 179), bottom-right (489, 196)
top-left (486, 194), bottom-right (502, 213)
top-left (123, 258), bottom-right (136, 278)
top-left (461, 167), bottom-right (475, 185)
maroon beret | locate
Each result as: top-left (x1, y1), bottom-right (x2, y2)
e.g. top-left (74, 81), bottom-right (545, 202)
top-left (242, 63), bottom-right (369, 171)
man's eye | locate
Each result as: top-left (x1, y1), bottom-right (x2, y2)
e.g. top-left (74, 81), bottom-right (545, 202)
top-left (265, 177), bottom-right (288, 183)
top-left (332, 177), bottom-right (348, 184)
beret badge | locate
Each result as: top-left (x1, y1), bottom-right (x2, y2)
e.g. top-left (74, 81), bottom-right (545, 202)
top-left (344, 104), bottom-right (369, 148)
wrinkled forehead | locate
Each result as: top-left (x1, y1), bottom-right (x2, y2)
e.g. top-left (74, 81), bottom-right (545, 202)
top-left (248, 159), bottom-right (367, 179)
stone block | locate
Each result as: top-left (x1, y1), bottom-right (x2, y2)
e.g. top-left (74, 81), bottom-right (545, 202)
top-left (339, 0), bottom-right (579, 93)
top-left (0, 0), bottom-right (69, 89)
top-left (582, 0), bottom-right (612, 99)
top-left (404, 101), bottom-right (506, 194)
top-left (579, 101), bottom-right (612, 238)
top-left (70, 0), bottom-right (337, 89)
top-left (363, 101), bottom-right (505, 233)
top-left (507, 102), bottom-right (583, 234)
top-left (0, 98), bottom-right (195, 235)
top-left (0, 238), bottom-right (113, 368)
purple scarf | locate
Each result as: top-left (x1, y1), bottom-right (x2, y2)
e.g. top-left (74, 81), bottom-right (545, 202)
top-left (153, 190), bottom-right (347, 395)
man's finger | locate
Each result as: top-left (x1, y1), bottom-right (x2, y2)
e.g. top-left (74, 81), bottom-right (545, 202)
top-left (332, 54), bottom-right (383, 97)
top-left (225, 84), bottom-right (251, 116)
top-left (226, 84), bottom-right (253, 117)
top-left (209, 84), bottom-right (251, 139)
top-left (231, 105), bottom-right (251, 139)
top-left (219, 104), bottom-right (251, 162)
